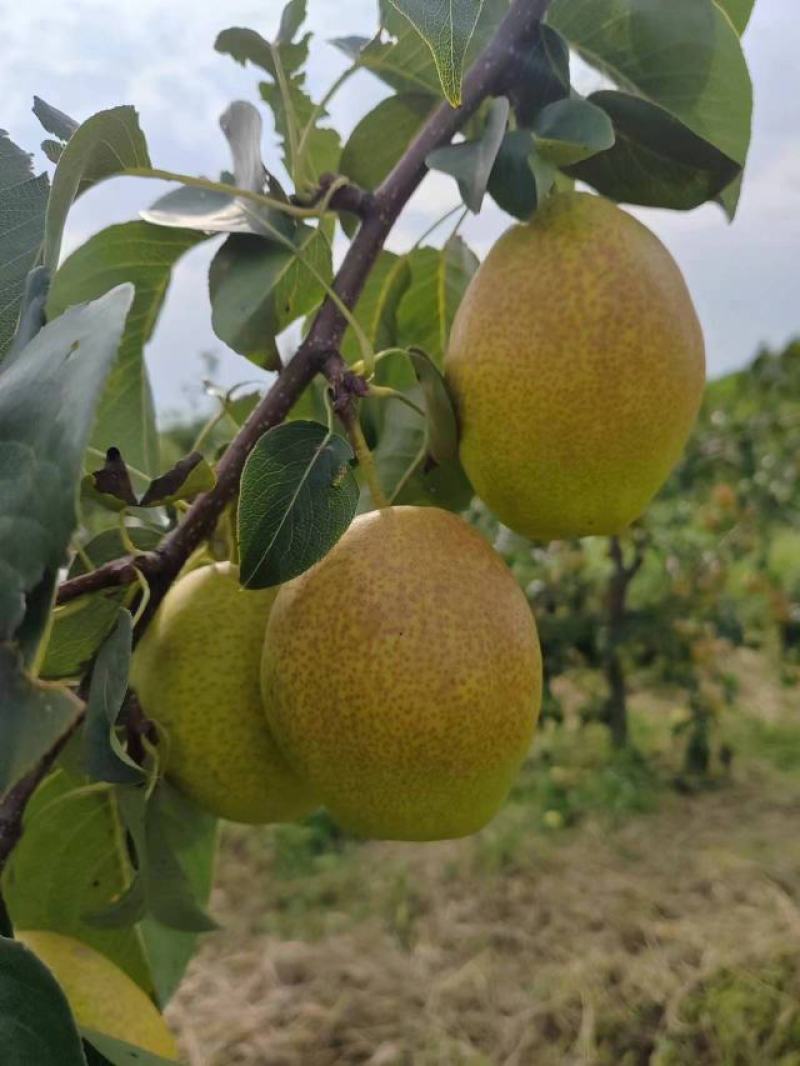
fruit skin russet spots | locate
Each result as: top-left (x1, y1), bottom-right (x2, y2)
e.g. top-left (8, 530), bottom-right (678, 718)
top-left (16, 930), bottom-right (179, 1058)
top-left (132, 562), bottom-right (316, 824)
top-left (261, 506), bottom-right (542, 842)
top-left (445, 192), bottom-right (706, 541)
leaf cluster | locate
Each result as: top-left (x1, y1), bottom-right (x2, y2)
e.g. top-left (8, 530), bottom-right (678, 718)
top-left (0, 1), bottom-right (761, 1059)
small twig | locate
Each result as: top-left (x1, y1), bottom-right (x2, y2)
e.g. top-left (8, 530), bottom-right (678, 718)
top-left (124, 691), bottom-right (156, 767)
top-left (368, 385), bottom-right (427, 419)
top-left (323, 359), bottom-right (387, 506)
top-left (341, 404), bottom-right (389, 509)
top-left (57, 554), bottom-right (158, 606)
top-left (0, 707), bottom-right (86, 870)
top-left (292, 173), bottom-right (375, 220)
top-left (390, 440), bottom-right (427, 505)
top-left (412, 203), bottom-right (464, 249)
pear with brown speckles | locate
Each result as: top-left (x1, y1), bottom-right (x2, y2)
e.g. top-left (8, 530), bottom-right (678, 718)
top-left (261, 507), bottom-right (542, 841)
top-left (132, 562), bottom-right (316, 824)
top-left (445, 192), bottom-right (705, 540)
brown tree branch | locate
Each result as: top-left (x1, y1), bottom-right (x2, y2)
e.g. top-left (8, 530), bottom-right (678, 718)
top-left (58, 0), bottom-right (550, 622)
top-left (0, 706), bottom-right (85, 870)
top-left (6, 0), bottom-right (553, 878)
top-left (291, 174), bottom-right (375, 219)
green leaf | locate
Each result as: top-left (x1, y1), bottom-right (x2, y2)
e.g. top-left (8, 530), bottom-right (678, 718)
top-left (142, 103), bottom-right (295, 240)
top-left (0, 285), bottom-right (132, 654)
top-left (341, 250), bottom-right (412, 364)
top-left (82, 1030), bottom-right (178, 1066)
top-left (0, 131), bottom-right (49, 362)
top-left (137, 784), bottom-right (217, 1005)
top-left (717, 171), bottom-right (743, 217)
top-left (5, 266), bottom-right (51, 363)
top-left (5, 771), bottom-right (215, 1003)
top-left (41, 528), bottom-right (161, 682)
top-left (395, 236), bottom-right (479, 365)
top-left (333, 12), bottom-right (439, 96)
top-left (114, 784), bottom-right (217, 935)
top-left (48, 222), bottom-right (205, 478)
top-left (41, 594), bottom-right (123, 682)
top-left (142, 184), bottom-right (253, 235)
top-left (259, 83), bottom-right (340, 195)
top-left (0, 935), bottom-right (88, 1066)
top-left (218, 100), bottom-right (297, 236)
top-left (336, 0), bottom-right (507, 98)
top-left (339, 93), bottom-right (436, 235)
top-left (278, 0), bottom-right (306, 42)
top-left (407, 347), bottom-right (460, 464)
top-left (508, 24), bottom-right (571, 126)
top-left (84, 612), bottom-right (143, 786)
top-left (238, 420), bottom-right (359, 588)
top-left (43, 106), bottom-right (150, 270)
top-left (286, 377), bottom-right (329, 424)
top-left (215, 17), bottom-right (341, 192)
top-left (72, 528), bottom-right (161, 578)
top-left (0, 647), bottom-right (82, 794)
top-left (387, 0), bottom-right (485, 105)
top-left (488, 130), bottom-right (556, 219)
top-left (426, 96), bottom-right (509, 212)
top-left (364, 354), bottom-right (472, 512)
top-left (3, 770), bottom-right (152, 992)
top-left (715, 0), bottom-right (755, 34)
top-left (33, 96), bottom-right (79, 143)
top-left (209, 224), bottom-right (332, 369)
top-left (548, 0), bottom-right (752, 214)
top-left (220, 99), bottom-right (268, 194)
top-left (569, 91), bottom-right (741, 211)
top-left (533, 96), bottom-right (615, 166)
top-left (138, 453), bottom-right (216, 508)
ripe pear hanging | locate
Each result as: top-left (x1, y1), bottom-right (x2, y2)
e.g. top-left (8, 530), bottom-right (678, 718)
top-left (261, 506), bottom-right (542, 841)
top-left (445, 192), bottom-right (706, 540)
top-left (132, 562), bottom-right (316, 824)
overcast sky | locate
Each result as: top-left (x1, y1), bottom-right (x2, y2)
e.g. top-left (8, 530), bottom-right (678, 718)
top-left (4, 0), bottom-right (799, 419)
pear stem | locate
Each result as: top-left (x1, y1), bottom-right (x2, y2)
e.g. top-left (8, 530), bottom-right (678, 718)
top-left (346, 414), bottom-right (390, 510)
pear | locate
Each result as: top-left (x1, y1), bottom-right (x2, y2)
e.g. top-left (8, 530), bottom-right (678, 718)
top-left (261, 506), bottom-right (542, 841)
top-left (445, 192), bottom-right (705, 540)
top-left (17, 930), bottom-right (178, 1058)
top-left (132, 562), bottom-right (315, 824)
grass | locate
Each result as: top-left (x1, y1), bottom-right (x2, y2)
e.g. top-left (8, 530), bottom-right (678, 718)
top-left (655, 959), bottom-right (800, 1065)
top-left (168, 648), bottom-right (800, 1065)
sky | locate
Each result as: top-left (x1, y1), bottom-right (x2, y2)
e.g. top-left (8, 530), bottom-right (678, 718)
top-left (3, 0), bottom-right (799, 419)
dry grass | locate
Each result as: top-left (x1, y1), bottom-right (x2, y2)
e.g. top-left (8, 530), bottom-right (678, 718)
top-left (167, 654), bottom-right (800, 1065)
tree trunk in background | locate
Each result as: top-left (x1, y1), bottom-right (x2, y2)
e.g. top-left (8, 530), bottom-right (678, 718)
top-left (604, 536), bottom-right (634, 749)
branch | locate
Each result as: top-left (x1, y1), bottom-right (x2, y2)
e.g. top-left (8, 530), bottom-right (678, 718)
top-left (9, 0), bottom-right (552, 878)
top-left (291, 173), bottom-right (375, 219)
top-left (55, 0), bottom-right (551, 633)
top-left (0, 707), bottom-right (85, 870)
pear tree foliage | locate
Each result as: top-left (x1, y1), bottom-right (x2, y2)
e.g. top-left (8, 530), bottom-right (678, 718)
top-left (0, 0), bottom-right (757, 1060)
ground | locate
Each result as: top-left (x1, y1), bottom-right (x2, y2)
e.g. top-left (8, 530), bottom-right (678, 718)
top-left (168, 650), bottom-right (800, 1065)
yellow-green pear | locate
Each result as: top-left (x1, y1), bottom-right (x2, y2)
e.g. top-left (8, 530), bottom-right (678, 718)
top-left (17, 930), bottom-right (178, 1059)
top-left (445, 192), bottom-right (706, 540)
top-left (132, 562), bottom-right (315, 824)
top-left (261, 506), bottom-right (542, 841)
